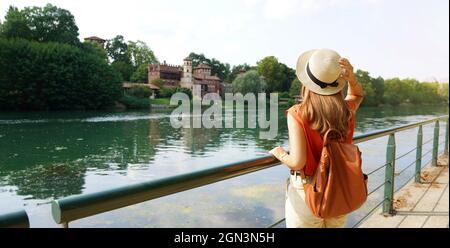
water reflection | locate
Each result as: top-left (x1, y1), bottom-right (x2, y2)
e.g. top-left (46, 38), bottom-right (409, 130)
top-left (0, 105), bottom-right (448, 227)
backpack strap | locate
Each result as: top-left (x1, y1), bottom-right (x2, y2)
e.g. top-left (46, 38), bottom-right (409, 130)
top-left (323, 129), bottom-right (343, 146)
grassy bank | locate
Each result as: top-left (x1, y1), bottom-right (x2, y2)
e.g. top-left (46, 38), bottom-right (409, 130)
top-left (118, 94), bottom-right (173, 109)
top-left (150, 98), bottom-right (171, 105)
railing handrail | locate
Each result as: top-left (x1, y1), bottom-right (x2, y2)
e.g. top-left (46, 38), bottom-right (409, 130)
top-left (0, 210), bottom-right (29, 228)
top-left (352, 116), bottom-right (448, 144)
top-left (51, 115), bottom-right (449, 226)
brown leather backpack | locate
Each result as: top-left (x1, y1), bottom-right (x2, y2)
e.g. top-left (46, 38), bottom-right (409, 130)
top-left (300, 129), bottom-right (368, 219)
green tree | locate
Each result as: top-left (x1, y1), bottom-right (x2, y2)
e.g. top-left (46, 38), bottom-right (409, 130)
top-left (131, 64), bottom-right (148, 83)
top-left (106, 35), bottom-right (133, 81)
top-left (232, 70), bottom-right (266, 95)
top-left (226, 63), bottom-right (252, 83)
top-left (111, 60), bottom-right (133, 82)
top-left (289, 78), bottom-right (302, 97)
top-left (21, 4), bottom-right (79, 45)
top-left (0, 6), bottom-right (32, 39)
top-left (127, 40), bottom-right (158, 68)
top-left (280, 63), bottom-right (296, 91)
top-left (106, 35), bottom-right (130, 63)
top-left (81, 40), bottom-right (108, 61)
top-left (383, 78), bottom-right (408, 105)
top-left (355, 69), bottom-right (377, 106)
top-left (438, 83), bottom-right (449, 102)
top-left (372, 76), bottom-right (385, 103)
top-left (1, 4), bottom-right (79, 45)
top-left (256, 56), bottom-right (295, 93)
top-left (402, 79), bottom-right (421, 104)
top-left (419, 82), bottom-right (441, 104)
top-left (256, 56), bottom-right (280, 93)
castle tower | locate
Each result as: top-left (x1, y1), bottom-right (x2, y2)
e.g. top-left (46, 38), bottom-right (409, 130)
top-left (180, 57), bottom-right (193, 89)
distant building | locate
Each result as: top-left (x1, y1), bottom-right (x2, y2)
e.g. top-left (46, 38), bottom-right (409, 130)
top-left (84, 36), bottom-right (107, 48)
top-left (148, 61), bottom-right (182, 88)
top-left (148, 57), bottom-right (222, 97)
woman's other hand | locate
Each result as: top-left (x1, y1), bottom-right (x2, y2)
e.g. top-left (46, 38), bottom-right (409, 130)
top-left (269, 146), bottom-right (287, 160)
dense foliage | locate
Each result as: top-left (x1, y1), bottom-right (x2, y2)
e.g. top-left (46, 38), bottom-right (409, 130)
top-left (383, 78), bottom-right (448, 105)
top-left (232, 70), bottom-right (266, 95)
top-left (126, 86), bottom-right (153, 99)
top-left (1, 4), bottom-right (79, 46)
top-left (0, 38), bottom-right (122, 110)
top-left (158, 87), bottom-right (192, 98)
top-left (226, 63), bottom-right (253, 83)
top-left (289, 78), bottom-right (302, 97)
top-left (106, 35), bottom-right (158, 82)
top-left (256, 56), bottom-right (296, 93)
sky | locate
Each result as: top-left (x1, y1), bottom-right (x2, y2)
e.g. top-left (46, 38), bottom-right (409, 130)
top-left (0, 0), bottom-right (449, 82)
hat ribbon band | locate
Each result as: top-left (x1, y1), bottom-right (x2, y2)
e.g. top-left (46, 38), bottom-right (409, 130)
top-left (306, 63), bottom-right (339, 89)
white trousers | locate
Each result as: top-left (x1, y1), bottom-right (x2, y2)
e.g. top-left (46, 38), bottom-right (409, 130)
top-left (285, 175), bottom-right (347, 228)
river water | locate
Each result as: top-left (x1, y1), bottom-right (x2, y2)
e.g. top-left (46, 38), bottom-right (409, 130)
top-left (0, 105), bottom-right (448, 227)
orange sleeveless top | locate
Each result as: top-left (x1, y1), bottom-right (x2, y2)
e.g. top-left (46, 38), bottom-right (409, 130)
top-left (286, 100), bottom-right (356, 176)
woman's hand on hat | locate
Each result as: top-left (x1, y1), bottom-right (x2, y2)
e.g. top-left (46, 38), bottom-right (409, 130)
top-left (339, 58), bottom-right (357, 84)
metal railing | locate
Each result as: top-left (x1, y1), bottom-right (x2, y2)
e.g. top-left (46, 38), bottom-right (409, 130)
top-left (48, 115), bottom-right (449, 228)
top-left (0, 210), bottom-right (29, 228)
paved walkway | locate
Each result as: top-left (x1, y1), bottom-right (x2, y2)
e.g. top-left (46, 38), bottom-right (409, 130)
top-left (360, 154), bottom-right (449, 228)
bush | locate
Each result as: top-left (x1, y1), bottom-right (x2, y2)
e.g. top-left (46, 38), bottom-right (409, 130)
top-left (289, 78), bottom-right (301, 97)
top-left (119, 94), bottom-right (150, 109)
top-left (0, 38), bottom-right (122, 110)
top-left (278, 91), bottom-right (290, 98)
top-left (158, 87), bottom-right (191, 98)
top-left (287, 98), bottom-right (296, 107)
top-left (158, 87), bottom-right (176, 98)
top-left (127, 86), bottom-right (152, 98)
top-left (175, 87), bottom-right (192, 98)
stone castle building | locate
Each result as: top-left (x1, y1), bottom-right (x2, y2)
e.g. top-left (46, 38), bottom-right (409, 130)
top-left (148, 57), bottom-right (222, 96)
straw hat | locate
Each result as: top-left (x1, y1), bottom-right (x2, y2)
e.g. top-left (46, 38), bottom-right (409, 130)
top-left (296, 48), bottom-right (346, 95)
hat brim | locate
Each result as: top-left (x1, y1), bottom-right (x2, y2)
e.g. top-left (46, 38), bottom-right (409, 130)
top-left (296, 49), bottom-right (346, 96)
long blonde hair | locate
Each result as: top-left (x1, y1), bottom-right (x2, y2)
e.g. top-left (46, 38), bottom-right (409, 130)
top-left (299, 85), bottom-right (352, 138)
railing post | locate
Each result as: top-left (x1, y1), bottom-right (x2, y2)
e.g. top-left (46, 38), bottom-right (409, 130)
top-left (432, 121), bottom-right (440, 166)
top-left (383, 133), bottom-right (396, 216)
top-left (415, 126), bottom-right (423, 183)
top-left (445, 118), bottom-right (449, 155)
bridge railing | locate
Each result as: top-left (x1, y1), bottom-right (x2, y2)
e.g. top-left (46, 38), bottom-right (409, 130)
top-left (0, 210), bottom-right (30, 228)
top-left (48, 115), bottom-right (449, 228)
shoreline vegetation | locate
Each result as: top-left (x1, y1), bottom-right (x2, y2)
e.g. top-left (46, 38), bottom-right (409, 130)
top-left (0, 4), bottom-right (448, 112)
